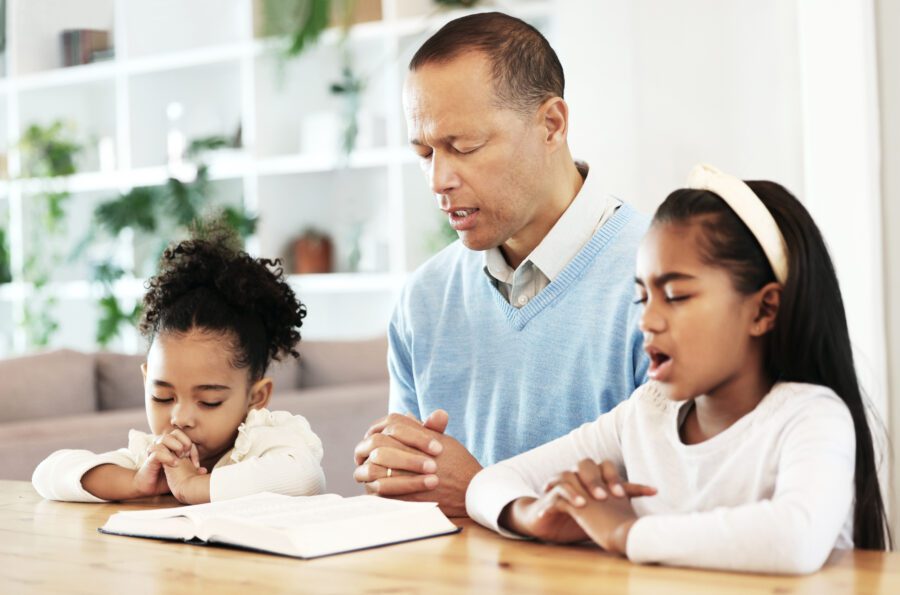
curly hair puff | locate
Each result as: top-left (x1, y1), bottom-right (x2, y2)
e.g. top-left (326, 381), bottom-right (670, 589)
top-left (139, 235), bottom-right (307, 381)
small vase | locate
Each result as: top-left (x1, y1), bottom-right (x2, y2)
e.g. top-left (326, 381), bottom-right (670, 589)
top-left (292, 235), bottom-right (333, 274)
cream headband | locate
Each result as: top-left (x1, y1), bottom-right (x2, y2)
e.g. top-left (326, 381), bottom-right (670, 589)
top-left (686, 163), bottom-right (789, 284)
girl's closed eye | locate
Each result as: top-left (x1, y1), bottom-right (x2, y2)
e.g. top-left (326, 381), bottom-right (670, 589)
top-left (200, 401), bottom-right (224, 408)
top-left (151, 396), bottom-right (173, 404)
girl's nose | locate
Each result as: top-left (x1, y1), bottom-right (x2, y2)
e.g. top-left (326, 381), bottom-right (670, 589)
top-left (170, 403), bottom-right (195, 429)
top-left (639, 301), bottom-right (666, 334)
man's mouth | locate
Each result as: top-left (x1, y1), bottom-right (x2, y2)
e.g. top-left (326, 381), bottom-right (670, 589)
top-left (445, 207), bottom-right (480, 231)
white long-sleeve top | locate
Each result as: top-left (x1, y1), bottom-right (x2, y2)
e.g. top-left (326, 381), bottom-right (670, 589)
top-left (32, 408), bottom-right (326, 502)
top-left (466, 381), bottom-right (856, 575)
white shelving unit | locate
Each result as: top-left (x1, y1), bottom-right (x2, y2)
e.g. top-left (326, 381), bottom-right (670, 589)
top-left (0, 0), bottom-right (552, 356)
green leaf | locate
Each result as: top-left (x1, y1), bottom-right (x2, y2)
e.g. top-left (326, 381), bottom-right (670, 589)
top-left (95, 186), bottom-right (160, 235)
top-left (186, 135), bottom-right (233, 158)
top-left (96, 295), bottom-right (125, 346)
top-left (19, 120), bottom-right (82, 178)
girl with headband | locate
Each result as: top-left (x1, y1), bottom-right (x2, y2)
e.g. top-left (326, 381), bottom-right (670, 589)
top-left (465, 164), bottom-right (891, 574)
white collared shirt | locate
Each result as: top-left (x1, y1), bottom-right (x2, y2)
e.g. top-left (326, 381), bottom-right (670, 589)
top-left (484, 162), bottom-right (621, 308)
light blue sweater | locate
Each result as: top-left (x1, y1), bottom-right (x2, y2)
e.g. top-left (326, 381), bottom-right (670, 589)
top-left (388, 204), bottom-right (650, 466)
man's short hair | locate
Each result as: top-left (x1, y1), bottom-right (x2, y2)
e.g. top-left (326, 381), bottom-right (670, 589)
top-left (409, 11), bottom-right (565, 115)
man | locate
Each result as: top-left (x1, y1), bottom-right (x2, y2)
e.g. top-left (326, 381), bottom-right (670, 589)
top-left (353, 12), bottom-right (648, 516)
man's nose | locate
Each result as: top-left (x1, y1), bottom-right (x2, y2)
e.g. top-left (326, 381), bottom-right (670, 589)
top-left (428, 153), bottom-right (461, 195)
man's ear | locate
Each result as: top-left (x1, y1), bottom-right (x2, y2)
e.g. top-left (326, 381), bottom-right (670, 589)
top-left (750, 282), bottom-right (782, 337)
top-left (248, 378), bottom-right (273, 410)
top-left (538, 96), bottom-right (568, 150)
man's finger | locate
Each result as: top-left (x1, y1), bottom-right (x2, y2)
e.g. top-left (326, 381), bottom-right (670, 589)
top-left (422, 409), bottom-right (449, 434)
top-left (365, 412), bottom-right (422, 438)
top-left (353, 462), bottom-right (413, 483)
top-left (369, 446), bottom-right (436, 474)
top-left (367, 474), bottom-right (438, 496)
top-left (354, 433), bottom-right (429, 466)
top-left (383, 422), bottom-right (443, 455)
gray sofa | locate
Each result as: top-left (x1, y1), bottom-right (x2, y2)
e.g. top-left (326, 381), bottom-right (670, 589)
top-left (0, 337), bottom-right (390, 496)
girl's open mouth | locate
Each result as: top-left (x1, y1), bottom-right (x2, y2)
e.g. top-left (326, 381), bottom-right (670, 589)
top-left (646, 347), bottom-right (673, 382)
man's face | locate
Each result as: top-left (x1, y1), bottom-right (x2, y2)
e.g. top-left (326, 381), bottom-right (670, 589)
top-left (403, 52), bottom-right (549, 252)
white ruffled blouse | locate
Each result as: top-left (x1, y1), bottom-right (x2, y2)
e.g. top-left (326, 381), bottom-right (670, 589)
top-left (32, 408), bottom-right (326, 503)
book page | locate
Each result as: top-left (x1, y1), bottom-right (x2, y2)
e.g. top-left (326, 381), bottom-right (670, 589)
top-left (243, 496), bottom-right (438, 530)
top-left (107, 492), bottom-right (341, 524)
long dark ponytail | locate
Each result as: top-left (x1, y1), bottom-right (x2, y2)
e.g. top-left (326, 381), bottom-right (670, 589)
top-left (654, 181), bottom-right (891, 551)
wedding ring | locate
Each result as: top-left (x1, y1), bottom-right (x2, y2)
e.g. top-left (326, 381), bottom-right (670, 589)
top-left (386, 467), bottom-right (393, 478)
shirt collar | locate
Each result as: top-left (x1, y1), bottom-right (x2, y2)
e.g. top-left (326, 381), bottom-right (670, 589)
top-left (483, 161), bottom-right (615, 283)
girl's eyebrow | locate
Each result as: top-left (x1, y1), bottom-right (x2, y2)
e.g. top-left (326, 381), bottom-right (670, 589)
top-left (194, 384), bottom-right (230, 392)
top-left (150, 380), bottom-right (230, 392)
top-left (634, 272), bottom-right (697, 288)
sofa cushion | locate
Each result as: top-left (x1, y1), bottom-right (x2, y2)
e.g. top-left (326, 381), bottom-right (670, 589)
top-left (298, 336), bottom-right (388, 388)
top-left (0, 349), bottom-right (97, 423)
top-left (273, 381), bottom-right (389, 496)
top-left (265, 356), bottom-right (302, 392)
top-left (95, 352), bottom-right (147, 411)
top-left (0, 382), bottom-right (390, 497)
top-left (0, 408), bottom-right (151, 481)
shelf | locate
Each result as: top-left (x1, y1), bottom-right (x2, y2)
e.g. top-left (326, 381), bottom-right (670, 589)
top-left (254, 147), bottom-right (412, 176)
top-left (0, 273), bottom-right (404, 302)
top-left (287, 272), bottom-right (405, 293)
top-left (0, 278), bottom-right (146, 301)
top-left (6, 147), bottom-right (415, 195)
top-left (0, 2), bottom-right (553, 93)
top-left (8, 60), bottom-right (118, 92)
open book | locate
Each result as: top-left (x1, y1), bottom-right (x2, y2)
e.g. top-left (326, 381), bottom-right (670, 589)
top-left (100, 492), bottom-right (460, 559)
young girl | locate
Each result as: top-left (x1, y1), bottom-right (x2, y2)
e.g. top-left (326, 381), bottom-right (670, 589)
top-left (465, 164), bottom-right (891, 574)
top-left (32, 232), bottom-right (325, 504)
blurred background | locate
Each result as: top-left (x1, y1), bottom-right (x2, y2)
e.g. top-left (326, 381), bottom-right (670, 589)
top-left (0, 0), bottom-right (897, 532)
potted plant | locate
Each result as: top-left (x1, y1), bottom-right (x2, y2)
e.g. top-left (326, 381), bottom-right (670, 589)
top-left (292, 227), bottom-right (333, 274)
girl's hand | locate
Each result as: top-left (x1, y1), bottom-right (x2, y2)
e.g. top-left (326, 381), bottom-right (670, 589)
top-left (163, 449), bottom-right (210, 504)
top-left (542, 459), bottom-right (656, 555)
top-left (499, 492), bottom-right (588, 543)
top-left (154, 429), bottom-right (202, 469)
top-left (131, 443), bottom-right (178, 497)
top-left (545, 459), bottom-right (656, 502)
top-left (131, 430), bottom-right (205, 498)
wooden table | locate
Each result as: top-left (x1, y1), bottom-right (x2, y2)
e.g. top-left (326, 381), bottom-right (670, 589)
top-left (1, 480), bottom-right (897, 594)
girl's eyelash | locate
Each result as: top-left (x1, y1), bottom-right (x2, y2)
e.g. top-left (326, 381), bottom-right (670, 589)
top-left (201, 402), bottom-right (223, 408)
top-left (151, 396), bottom-right (173, 403)
top-left (632, 295), bottom-right (691, 305)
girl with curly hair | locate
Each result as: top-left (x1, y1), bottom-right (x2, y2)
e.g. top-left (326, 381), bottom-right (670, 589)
top-left (33, 233), bottom-right (325, 504)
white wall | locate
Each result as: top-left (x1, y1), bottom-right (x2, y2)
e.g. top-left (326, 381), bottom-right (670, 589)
top-left (876, 0), bottom-right (900, 538)
top-left (553, 0), bottom-right (804, 215)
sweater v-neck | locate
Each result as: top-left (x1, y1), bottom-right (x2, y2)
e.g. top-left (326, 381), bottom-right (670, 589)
top-left (490, 204), bottom-right (637, 331)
